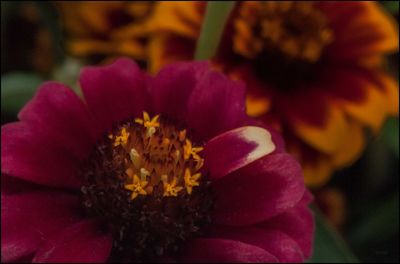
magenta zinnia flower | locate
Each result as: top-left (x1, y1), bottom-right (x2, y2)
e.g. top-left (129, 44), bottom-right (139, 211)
top-left (1, 58), bottom-right (314, 262)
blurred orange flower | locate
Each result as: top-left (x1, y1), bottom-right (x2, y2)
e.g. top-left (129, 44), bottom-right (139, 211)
top-left (3, 3), bottom-right (55, 75)
top-left (57, 1), bottom-right (154, 65)
top-left (315, 188), bottom-right (346, 229)
top-left (148, 1), bottom-right (399, 187)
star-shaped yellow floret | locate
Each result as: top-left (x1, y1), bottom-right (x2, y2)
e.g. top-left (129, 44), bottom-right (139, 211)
top-left (184, 168), bottom-right (201, 195)
top-left (125, 174), bottom-right (148, 200)
top-left (195, 158), bottom-right (204, 170)
top-left (135, 111), bottom-right (160, 137)
top-left (113, 127), bottom-right (130, 147)
top-left (183, 139), bottom-right (204, 161)
top-left (163, 177), bottom-right (183, 197)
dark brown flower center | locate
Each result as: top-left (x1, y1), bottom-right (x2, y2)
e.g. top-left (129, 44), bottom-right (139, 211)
top-left (80, 112), bottom-right (213, 262)
top-left (106, 1), bottom-right (153, 29)
top-left (233, 1), bottom-right (333, 63)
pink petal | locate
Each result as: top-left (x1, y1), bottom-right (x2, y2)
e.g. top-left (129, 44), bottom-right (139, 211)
top-left (1, 175), bottom-right (46, 195)
top-left (209, 227), bottom-right (304, 262)
top-left (2, 82), bottom-right (97, 189)
top-left (212, 153), bottom-right (305, 226)
top-left (185, 68), bottom-right (248, 141)
top-left (298, 189), bottom-right (314, 206)
top-left (33, 220), bottom-right (112, 263)
top-left (150, 61), bottom-right (209, 121)
top-left (180, 238), bottom-right (278, 263)
top-left (151, 61), bottom-right (249, 142)
top-left (1, 192), bottom-right (81, 262)
top-left (257, 191), bottom-right (315, 259)
top-left (79, 58), bottom-right (150, 136)
top-left (204, 126), bottom-right (275, 181)
top-left (18, 82), bottom-right (97, 160)
top-left (2, 122), bottom-right (83, 189)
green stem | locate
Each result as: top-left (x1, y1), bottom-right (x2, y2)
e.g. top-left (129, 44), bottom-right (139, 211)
top-left (194, 1), bottom-right (235, 60)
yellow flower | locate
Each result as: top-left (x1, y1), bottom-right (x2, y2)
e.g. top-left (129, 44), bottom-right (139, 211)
top-left (183, 139), bottom-right (203, 161)
top-left (125, 174), bottom-right (148, 200)
top-left (184, 168), bottom-right (201, 195)
top-left (162, 176), bottom-right (183, 197)
top-left (135, 111), bottom-right (160, 137)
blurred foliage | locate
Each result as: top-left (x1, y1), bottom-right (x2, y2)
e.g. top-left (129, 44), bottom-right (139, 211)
top-left (380, 117), bottom-right (399, 157)
top-left (308, 207), bottom-right (359, 263)
top-left (329, 128), bottom-right (399, 263)
top-left (348, 192), bottom-right (398, 246)
top-left (347, 192), bottom-right (399, 263)
top-left (382, 1), bottom-right (399, 14)
top-left (1, 72), bottom-right (43, 114)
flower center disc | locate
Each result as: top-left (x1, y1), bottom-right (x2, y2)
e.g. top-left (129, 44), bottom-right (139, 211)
top-left (233, 1), bottom-right (333, 62)
top-left (80, 112), bottom-right (213, 261)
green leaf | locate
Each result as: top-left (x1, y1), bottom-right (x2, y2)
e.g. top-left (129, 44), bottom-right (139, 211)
top-left (379, 117), bottom-right (399, 157)
top-left (348, 192), bottom-right (399, 246)
top-left (382, 1), bottom-right (399, 14)
top-left (1, 72), bottom-right (44, 113)
top-left (308, 206), bottom-right (359, 263)
top-left (194, 1), bottom-right (235, 60)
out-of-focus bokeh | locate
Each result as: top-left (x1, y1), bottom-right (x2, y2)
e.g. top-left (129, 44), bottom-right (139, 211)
top-left (1, 1), bottom-right (398, 262)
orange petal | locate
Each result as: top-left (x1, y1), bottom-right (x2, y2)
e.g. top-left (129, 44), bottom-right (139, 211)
top-left (78, 2), bottom-right (124, 34)
top-left (303, 157), bottom-right (333, 188)
top-left (287, 142), bottom-right (333, 188)
top-left (68, 40), bottom-right (113, 56)
top-left (57, 2), bottom-right (91, 36)
top-left (330, 120), bottom-right (365, 168)
top-left (341, 74), bottom-right (397, 133)
top-left (150, 1), bottom-right (203, 38)
top-left (357, 55), bottom-right (384, 68)
top-left (148, 35), bottom-right (167, 74)
top-left (148, 34), bottom-right (195, 74)
top-left (325, 2), bottom-right (398, 60)
top-left (246, 94), bottom-right (271, 117)
top-left (115, 41), bottom-right (146, 59)
top-left (315, 188), bottom-right (346, 228)
top-left (112, 23), bottom-right (150, 39)
top-left (377, 73), bottom-right (399, 116)
top-left (68, 39), bottom-right (145, 58)
top-left (293, 106), bottom-right (349, 155)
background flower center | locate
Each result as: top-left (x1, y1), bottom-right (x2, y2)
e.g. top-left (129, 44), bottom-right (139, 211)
top-left (233, 1), bottom-right (333, 62)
